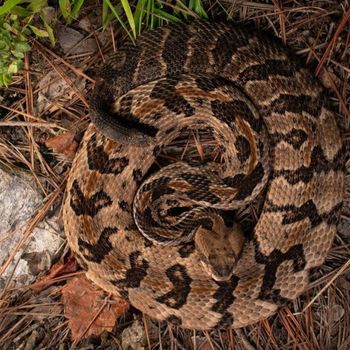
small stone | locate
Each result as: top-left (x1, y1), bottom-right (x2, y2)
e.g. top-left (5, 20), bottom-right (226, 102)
top-left (121, 320), bottom-right (146, 350)
top-left (329, 304), bottom-right (344, 324)
top-left (56, 24), bottom-right (97, 55)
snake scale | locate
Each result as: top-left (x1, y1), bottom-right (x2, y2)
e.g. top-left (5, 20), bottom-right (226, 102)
top-left (63, 21), bottom-right (345, 329)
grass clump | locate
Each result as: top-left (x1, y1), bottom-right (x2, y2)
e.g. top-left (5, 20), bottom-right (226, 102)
top-left (0, 0), bottom-right (208, 86)
top-left (0, 0), bottom-right (58, 86)
top-left (0, 14), bottom-right (30, 86)
top-left (102, 0), bottom-right (208, 41)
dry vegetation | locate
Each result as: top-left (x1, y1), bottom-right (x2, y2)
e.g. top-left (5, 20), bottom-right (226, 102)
top-left (0, 1), bottom-right (349, 349)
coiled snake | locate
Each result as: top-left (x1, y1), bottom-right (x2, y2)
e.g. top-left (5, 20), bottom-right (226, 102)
top-left (63, 21), bottom-right (345, 329)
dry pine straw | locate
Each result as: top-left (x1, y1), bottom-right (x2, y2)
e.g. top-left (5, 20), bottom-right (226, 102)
top-left (0, 1), bottom-right (349, 349)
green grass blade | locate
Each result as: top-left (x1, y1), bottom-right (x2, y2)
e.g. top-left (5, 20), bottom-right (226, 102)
top-left (102, 0), bottom-right (109, 26)
top-left (0, 0), bottom-right (23, 16)
top-left (134, 0), bottom-right (147, 34)
top-left (153, 8), bottom-right (180, 23)
top-left (27, 0), bottom-right (47, 13)
top-left (146, 0), bottom-right (154, 29)
top-left (145, 0), bottom-right (151, 27)
top-left (59, 0), bottom-right (71, 23)
top-left (29, 24), bottom-right (49, 38)
top-left (120, 0), bottom-right (136, 38)
top-left (9, 5), bottom-right (31, 17)
top-left (41, 16), bottom-right (56, 46)
top-left (71, 0), bottom-right (85, 19)
top-left (103, 0), bottom-right (135, 43)
top-left (189, 0), bottom-right (208, 19)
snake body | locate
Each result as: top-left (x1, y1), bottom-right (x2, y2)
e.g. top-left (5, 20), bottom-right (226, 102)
top-left (63, 21), bottom-right (345, 329)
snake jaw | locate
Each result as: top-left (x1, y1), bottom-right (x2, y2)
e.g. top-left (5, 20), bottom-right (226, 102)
top-left (200, 259), bottom-right (235, 282)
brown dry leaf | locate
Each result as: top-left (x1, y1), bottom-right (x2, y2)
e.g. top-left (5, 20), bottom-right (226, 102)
top-left (45, 132), bottom-right (78, 157)
top-left (62, 275), bottom-right (129, 340)
top-left (30, 255), bottom-right (79, 292)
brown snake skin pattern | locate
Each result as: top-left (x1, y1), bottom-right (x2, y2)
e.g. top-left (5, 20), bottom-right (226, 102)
top-left (63, 21), bottom-right (345, 329)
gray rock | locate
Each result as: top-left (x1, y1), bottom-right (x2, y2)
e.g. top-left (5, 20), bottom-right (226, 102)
top-left (0, 167), bottom-right (64, 288)
top-left (56, 24), bottom-right (97, 55)
top-left (122, 320), bottom-right (146, 350)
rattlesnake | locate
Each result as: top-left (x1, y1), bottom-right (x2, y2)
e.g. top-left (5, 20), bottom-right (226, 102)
top-left (63, 21), bottom-right (345, 329)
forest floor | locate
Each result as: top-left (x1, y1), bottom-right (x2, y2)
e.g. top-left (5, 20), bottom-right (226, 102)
top-left (0, 1), bottom-right (349, 349)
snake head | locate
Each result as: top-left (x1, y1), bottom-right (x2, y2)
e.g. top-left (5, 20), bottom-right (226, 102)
top-left (195, 218), bottom-right (245, 282)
